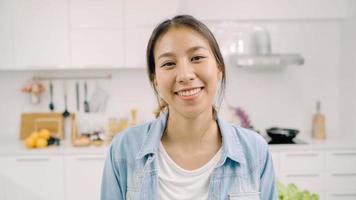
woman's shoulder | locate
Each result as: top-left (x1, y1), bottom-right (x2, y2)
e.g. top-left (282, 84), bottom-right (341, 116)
top-left (234, 125), bottom-right (267, 144)
top-left (109, 120), bottom-right (156, 159)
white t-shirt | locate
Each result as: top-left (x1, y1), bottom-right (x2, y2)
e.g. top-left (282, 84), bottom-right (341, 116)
top-left (157, 142), bottom-right (222, 200)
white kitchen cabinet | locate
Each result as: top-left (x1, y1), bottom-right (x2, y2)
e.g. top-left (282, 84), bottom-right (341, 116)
top-left (274, 150), bottom-right (325, 198)
top-left (12, 0), bottom-right (69, 70)
top-left (69, 0), bottom-right (125, 68)
top-left (123, 0), bottom-right (180, 68)
top-left (0, 155), bottom-right (65, 200)
top-left (71, 29), bottom-right (124, 68)
top-left (324, 150), bottom-right (356, 199)
top-left (124, 0), bottom-right (179, 28)
top-left (124, 27), bottom-right (154, 68)
top-left (0, 0), bottom-right (15, 70)
top-left (325, 192), bottom-right (356, 200)
top-left (279, 151), bottom-right (325, 172)
top-left (70, 0), bottom-right (123, 29)
top-left (180, 0), bottom-right (349, 21)
top-left (64, 155), bottom-right (106, 200)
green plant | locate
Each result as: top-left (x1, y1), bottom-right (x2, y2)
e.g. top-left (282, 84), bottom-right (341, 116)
top-left (277, 181), bottom-right (319, 200)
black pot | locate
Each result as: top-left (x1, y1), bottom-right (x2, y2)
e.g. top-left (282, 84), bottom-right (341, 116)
top-left (266, 127), bottom-right (299, 142)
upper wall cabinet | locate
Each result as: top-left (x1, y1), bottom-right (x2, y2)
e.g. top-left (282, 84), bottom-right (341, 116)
top-left (124, 0), bottom-right (179, 28)
top-left (0, 0), bottom-right (15, 70)
top-left (123, 0), bottom-right (180, 68)
top-left (180, 0), bottom-right (350, 21)
top-left (0, 0), bottom-right (69, 70)
top-left (69, 0), bottom-right (124, 69)
top-left (70, 0), bottom-right (123, 28)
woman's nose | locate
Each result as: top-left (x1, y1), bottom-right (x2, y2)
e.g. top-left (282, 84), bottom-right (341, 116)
top-left (176, 63), bottom-right (196, 84)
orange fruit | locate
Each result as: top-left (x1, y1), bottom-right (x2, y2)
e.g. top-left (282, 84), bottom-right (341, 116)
top-left (24, 137), bottom-right (36, 149)
top-left (35, 138), bottom-right (48, 148)
top-left (30, 131), bottom-right (40, 140)
top-left (39, 129), bottom-right (51, 140)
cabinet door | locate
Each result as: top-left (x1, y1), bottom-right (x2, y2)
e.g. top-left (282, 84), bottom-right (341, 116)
top-left (180, 0), bottom-right (349, 20)
top-left (0, 0), bottom-right (15, 70)
top-left (71, 29), bottom-right (124, 68)
top-left (13, 0), bottom-right (69, 70)
top-left (64, 155), bottom-right (106, 200)
top-left (124, 0), bottom-right (179, 28)
top-left (70, 0), bottom-right (123, 28)
top-left (124, 27), bottom-right (153, 68)
top-left (69, 0), bottom-right (124, 68)
top-left (0, 155), bottom-right (64, 200)
top-left (280, 151), bottom-right (325, 172)
top-left (123, 0), bottom-right (179, 68)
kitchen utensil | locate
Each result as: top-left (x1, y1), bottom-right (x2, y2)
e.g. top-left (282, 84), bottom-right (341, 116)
top-left (84, 82), bottom-right (90, 113)
top-left (266, 127), bottom-right (299, 142)
top-left (75, 82), bottom-right (80, 112)
top-left (63, 82), bottom-right (70, 118)
top-left (20, 112), bottom-right (64, 139)
top-left (89, 83), bottom-right (109, 113)
top-left (49, 81), bottom-right (55, 111)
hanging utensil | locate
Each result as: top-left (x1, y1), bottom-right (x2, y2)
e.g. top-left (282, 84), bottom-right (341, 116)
top-left (76, 82), bottom-right (80, 112)
top-left (63, 82), bottom-right (70, 118)
top-left (84, 82), bottom-right (90, 113)
top-left (49, 81), bottom-right (55, 111)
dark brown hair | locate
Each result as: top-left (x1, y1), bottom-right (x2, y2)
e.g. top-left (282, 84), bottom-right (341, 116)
top-left (146, 15), bottom-right (226, 118)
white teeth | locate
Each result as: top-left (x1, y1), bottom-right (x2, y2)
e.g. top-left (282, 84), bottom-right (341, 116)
top-left (177, 88), bottom-right (202, 96)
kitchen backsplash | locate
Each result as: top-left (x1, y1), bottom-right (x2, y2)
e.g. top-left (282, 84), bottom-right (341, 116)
top-left (0, 20), bottom-right (351, 140)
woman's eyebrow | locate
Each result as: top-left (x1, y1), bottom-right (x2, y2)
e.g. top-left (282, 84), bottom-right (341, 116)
top-left (157, 46), bottom-right (208, 60)
top-left (187, 46), bottom-right (207, 53)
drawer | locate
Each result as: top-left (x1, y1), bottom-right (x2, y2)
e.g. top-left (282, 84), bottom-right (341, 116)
top-left (326, 192), bottom-right (356, 200)
top-left (280, 151), bottom-right (324, 172)
top-left (326, 151), bottom-right (356, 171)
top-left (325, 172), bottom-right (356, 191)
top-left (280, 172), bottom-right (324, 192)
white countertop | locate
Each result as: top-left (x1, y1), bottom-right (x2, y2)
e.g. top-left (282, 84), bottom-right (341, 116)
top-left (0, 136), bottom-right (356, 156)
top-left (0, 139), bottom-right (108, 156)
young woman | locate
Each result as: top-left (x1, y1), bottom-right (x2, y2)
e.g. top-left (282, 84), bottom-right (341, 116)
top-left (101, 15), bottom-right (277, 200)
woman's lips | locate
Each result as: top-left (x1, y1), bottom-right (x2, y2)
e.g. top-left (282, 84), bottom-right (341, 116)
top-left (174, 87), bottom-right (204, 101)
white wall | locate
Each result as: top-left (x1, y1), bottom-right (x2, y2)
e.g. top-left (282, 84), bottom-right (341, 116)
top-left (339, 0), bottom-right (356, 138)
top-left (0, 18), bottom-right (346, 141)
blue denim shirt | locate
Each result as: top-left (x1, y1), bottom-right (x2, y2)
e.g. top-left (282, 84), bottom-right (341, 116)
top-left (101, 112), bottom-right (278, 200)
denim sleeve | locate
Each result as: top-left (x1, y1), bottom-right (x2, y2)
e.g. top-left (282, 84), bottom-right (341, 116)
top-left (260, 144), bottom-right (278, 200)
top-left (101, 143), bottom-right (124, 200)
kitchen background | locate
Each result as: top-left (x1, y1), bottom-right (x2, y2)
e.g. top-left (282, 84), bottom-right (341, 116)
top-left (0, 0), bottom-right (356, 200)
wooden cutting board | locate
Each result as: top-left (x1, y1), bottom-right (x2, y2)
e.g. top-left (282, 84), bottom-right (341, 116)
top-left (20, 112), bottom-right (64, 140)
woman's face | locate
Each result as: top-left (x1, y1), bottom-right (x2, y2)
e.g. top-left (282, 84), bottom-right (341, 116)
top-left (154, 26), bottom-right (222, 118)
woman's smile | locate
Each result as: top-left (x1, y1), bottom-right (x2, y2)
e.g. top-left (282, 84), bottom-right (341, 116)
top-left (174, 87), bottom-right (204, 101)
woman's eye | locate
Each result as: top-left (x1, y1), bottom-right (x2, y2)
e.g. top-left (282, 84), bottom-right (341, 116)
top-left (162, 62), bottom-right (175, 68)
top-left (191, 56), bottom-right (205, 62)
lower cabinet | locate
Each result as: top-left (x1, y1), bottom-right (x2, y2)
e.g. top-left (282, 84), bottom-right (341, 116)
top-left (271, 149), bottom-right (356, 200)
top-left (64, 155), bottom-right (106, 200)
top-left (0, 155), bottom-right (65, 200)
top-left (0, 154), bottom-right (106, 200)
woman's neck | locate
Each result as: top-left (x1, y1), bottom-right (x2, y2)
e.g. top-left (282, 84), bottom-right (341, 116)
top-left (163, 108), bottom-right (220, 146)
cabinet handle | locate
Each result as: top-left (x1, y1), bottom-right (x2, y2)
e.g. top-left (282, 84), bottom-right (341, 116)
top-left (286, 153), bottom-right (319, 157)
top-left (333, 152), bottom-right (356, 156)
top-left (286, 174), bottom-right (319, 177)
top-left (331, 193), bottom-right (356, 196)
top-left (76, 156), bottom-right (105, 161)
top-left (331, 172), bottom-right (356, 176)
top-left (16, 158), bottom-right (50, 162)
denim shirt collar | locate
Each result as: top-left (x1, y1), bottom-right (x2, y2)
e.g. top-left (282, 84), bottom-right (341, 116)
top-left (136, 112), bottom-right (246, 165)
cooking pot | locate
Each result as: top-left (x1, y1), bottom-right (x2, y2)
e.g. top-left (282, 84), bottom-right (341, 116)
top-left (266, 127), bottom-right (299, 142)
